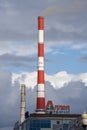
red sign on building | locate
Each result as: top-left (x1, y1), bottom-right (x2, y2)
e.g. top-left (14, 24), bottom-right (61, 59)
top-left (46, 100), bottom-right (70, 114)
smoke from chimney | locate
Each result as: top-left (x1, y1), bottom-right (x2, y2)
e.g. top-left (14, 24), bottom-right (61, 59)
top-left (40, 3), bottom-right (83, 17)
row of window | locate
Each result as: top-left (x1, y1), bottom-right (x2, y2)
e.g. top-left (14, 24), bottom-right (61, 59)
top-left (19, 119), bottom-right (51, 130)
top-left (30, 119), bottom-right (51, 129)
top-left (14, 118), bottom-right (81, 130)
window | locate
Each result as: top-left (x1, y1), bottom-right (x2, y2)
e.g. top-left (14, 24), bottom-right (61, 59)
top-left (57, 121), bottom-right (60, 124)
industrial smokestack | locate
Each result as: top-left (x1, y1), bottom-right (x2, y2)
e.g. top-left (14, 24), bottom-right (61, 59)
top-left (20, 84), bottom-right (26, 123)
top-left (36, 16), bottom-right (45, 113)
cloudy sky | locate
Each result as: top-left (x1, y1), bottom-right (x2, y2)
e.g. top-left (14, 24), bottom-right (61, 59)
top-left (0, 0), bottom-right (87, 129)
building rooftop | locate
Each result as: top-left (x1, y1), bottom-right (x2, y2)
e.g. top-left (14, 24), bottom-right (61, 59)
top-left (30, 113), bottom-right (81, 118)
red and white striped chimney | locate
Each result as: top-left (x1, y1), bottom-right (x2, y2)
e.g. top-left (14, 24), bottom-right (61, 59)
top-left (36, 16), bottom-right (45, 113)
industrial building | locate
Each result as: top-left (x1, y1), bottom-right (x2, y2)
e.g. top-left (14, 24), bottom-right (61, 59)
top-left (14, 16), bottom-right (87, 130)
top-left (14, 113), bottom-right (82, 130)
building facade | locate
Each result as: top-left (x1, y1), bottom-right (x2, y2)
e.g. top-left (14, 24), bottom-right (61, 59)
top-left (14, 113), bottom-right (83, 130)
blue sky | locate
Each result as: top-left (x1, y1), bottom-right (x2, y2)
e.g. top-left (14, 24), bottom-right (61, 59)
top-left (0, 0), bottom-right (87, 130)
top-left (45, 46), bottom-right (87, 74)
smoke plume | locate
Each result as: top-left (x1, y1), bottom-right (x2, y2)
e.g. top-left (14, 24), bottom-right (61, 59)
top-left (40, 3), bottom-right (84, 17)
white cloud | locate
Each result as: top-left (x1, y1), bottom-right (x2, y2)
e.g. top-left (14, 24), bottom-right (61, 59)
top-left (0, 41), bottom-right (37, 55)
top-left (0, 68), bottom-right (87, 129)
top-left (0, 68), bottom-right (20, 128)
top-left (12, 71), bottom-right (37, 89)
top-left (12, 71), bottom-right (87, 89)
top-left (79, 73), bottom-right (87, 86)
top-left (71, 43), bottom-right (87, 50)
